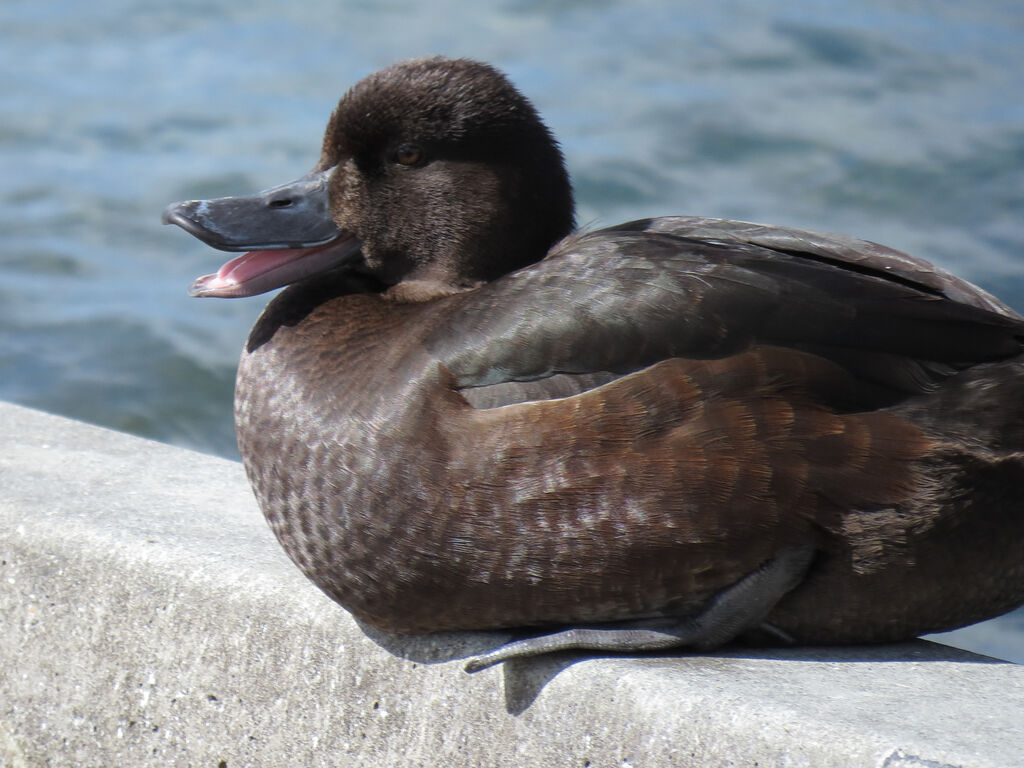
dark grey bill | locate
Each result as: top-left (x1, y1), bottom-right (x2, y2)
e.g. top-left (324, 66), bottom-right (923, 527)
top-left (162, 168), bottom-right (340, 252)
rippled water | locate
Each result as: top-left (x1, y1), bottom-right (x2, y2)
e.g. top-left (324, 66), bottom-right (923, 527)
top-left (2, 0), bottom-right (1022, 660)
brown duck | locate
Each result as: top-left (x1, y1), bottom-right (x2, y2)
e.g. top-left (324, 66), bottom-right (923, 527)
top-left (164, 57), bottom-right (1024, 671)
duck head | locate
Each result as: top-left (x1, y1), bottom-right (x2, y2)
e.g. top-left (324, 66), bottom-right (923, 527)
top-left (164, 57), bottom-right (575, 302)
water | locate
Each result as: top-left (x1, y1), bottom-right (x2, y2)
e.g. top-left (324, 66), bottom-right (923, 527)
top-left (2, 0), bottom-right (1022, 661)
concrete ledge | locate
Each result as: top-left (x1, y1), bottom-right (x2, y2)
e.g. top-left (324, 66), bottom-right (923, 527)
top-left (2, 400), bottom-right (1023, 767)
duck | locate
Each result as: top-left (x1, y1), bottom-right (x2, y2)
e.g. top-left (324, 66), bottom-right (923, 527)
top-left (164, 57), bottom-right (1024, 672)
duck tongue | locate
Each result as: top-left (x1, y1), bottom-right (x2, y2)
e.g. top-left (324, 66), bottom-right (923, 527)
top-left (163, 166), bottom-right (361, 298)
top-left (188, 238), bottom-right (362, 298)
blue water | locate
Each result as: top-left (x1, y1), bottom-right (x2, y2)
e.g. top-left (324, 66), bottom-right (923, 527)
top-left (2, 0), bottom-right (1022, 661)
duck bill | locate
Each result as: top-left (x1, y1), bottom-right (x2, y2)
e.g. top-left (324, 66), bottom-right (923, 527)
top-left (162, 167), bottom-right (363, 298)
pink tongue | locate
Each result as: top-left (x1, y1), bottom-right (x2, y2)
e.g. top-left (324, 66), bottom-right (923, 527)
top-left (217, 248), bottom-right (309, 283)
top-left (190, 237), bottom-right (360, 298)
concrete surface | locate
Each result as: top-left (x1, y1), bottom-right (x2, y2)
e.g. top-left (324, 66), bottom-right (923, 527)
top-left (1, 399), bottom-right (1023, 768)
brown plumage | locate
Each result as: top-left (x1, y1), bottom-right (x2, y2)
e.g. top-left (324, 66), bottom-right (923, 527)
top-left (165, 57), bottom-right (1024, 667)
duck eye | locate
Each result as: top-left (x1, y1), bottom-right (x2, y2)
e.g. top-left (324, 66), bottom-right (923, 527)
top-left (394, 144), bottom-right (423, 167)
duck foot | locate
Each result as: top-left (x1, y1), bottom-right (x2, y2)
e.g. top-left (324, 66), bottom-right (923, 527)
top-left (464, 544), bottom-right (814, 672)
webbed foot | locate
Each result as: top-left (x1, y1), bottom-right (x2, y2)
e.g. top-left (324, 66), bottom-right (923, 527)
top-left (465, 543), bottom-right (813, 672)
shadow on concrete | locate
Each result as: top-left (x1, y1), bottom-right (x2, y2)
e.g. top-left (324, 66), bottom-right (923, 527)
top-left (359, 619), bottom-right (1011, 714)
top-left (718, 638), bottom-right (1011, 665)
top-left (357, 620), bottom-right (516, 664)
top-left (496, 638), bottom-right (1011, 714)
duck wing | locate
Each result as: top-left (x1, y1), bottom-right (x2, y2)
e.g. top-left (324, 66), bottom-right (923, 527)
top-left (433, 216), bottom-right (1024, 410)
top-left (392, 217), bottom-right (1024, 631)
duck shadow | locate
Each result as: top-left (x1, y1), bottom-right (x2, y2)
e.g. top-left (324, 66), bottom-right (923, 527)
top-left (357, 621), bottom-right (590, 713)
top-left (357, 621), bottom-right (1009, 715)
